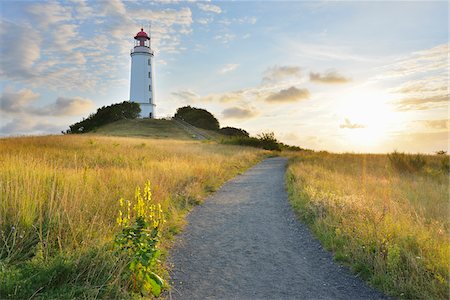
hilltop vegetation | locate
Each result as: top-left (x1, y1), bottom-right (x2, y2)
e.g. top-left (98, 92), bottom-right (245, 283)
top-left (65, 101), bottom-right (141, 134)
top-left (174, 106), bottom-right (220, 131)
top-left (0, 135), bottom-right (266, 298)
top-left (286, 151), bottom-right (449, 299)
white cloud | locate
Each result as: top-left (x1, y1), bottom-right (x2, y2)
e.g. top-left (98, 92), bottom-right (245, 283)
top-left (197, 3), bottom-right (222, 14)
top-left (339, 118), bottom-right (366, 129)
top-left (262, 65), bottom-right (302, 84)
top-left (219, 64), bottom-right (239, 74)
top-left (39, 97), bottom-right (95, 116)
top-left (214, 33), bottom-right (236, 44)
top-left (0, 87), bottom-right (94, 116)
top-left (26, 1), bottom-right (72, 29)
top-left (266, 87), bottom-right (310, 103)
top-left (310, 71), bottom-right (350, 84)
top-left (0, 87), bottom-right (40, 113)
top-left (222, 106), bottom-right (258, 119)
top-left (376, 43), bottom-right (448, 80)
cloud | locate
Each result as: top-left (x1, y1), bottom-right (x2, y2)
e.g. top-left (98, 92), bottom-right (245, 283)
top-left (219, 64), bottom-right (239, 74)
top-left (262, 65), bottom-right (301, 84)
top-left (395, 94), bottom-right (449, 111)
top-left (39, 97), bottom-right (95, 116)
top-left (0, 117), bottom-right (64, 135)
top-left (266, 87), bottom-right (310, 103)
top-left (197, 3), bottom-right (222, 14)
top-left (0, 20), bottom-right (42, 81)
top-left (420, 119), bottom-right (449, 130)
top-left (1, 1), bottom-right (195, 91)
top-left (197, 17), bottom-right (213, 25)
top-left (172, 89), bottom-right (200, 102)
top-left (309, 71), bottom-right (350, 84)
top-left (339, 118), bottom-right (366, 129)
top-left (377, 43), bottom-right (448, 80)
top-left (392, 79), bottom-right (447, 94)
top-left (26, 1), bottom-right (72, 29)
top-left (214, 33), bottom-right (236, 44)
top-left (219, 16), bottom-right (257, 25)
top-left (0, 88), bottom-right (40, 113)
top-left (222, 106), bottom-right (258, 119)
top-left (0, 87), bottom-right (93, 116)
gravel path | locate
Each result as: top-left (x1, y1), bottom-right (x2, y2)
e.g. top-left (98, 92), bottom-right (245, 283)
top-left (168, 157), bottom-right (387, 299)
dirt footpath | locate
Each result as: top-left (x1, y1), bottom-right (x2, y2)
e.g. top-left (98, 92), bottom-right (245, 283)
top-left (168, 157), bottom-right (386, 299)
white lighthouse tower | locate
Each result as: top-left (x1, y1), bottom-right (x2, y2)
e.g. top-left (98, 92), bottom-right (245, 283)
top-left (129, 28), bottom-right (155, 118)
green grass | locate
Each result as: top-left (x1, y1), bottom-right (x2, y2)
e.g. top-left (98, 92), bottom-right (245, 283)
top-left (91, 119), bottom-right (193, 139)
top-left (286, 151), bottom-right (449, 299)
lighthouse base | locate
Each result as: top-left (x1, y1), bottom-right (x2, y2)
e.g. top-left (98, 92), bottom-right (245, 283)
top-left (138, 103), bottom-right (154, 119)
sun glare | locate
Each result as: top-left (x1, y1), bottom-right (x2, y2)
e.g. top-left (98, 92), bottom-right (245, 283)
top-left (337, 87), bottom-right (398, 148)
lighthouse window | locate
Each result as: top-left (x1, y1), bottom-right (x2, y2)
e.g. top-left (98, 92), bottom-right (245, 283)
top-left (149, 85), bottom-right (151, 91)
top-left (148, 59), bottom-right (150, 65)
top-left (148, 72), bottom-right (151, 78)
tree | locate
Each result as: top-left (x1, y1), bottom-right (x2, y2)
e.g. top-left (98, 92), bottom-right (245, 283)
top-left (65, 101), bottom-right (141, 134)
top-left (219, 127), bottom-right (249, 137)
top-left (174, 106), bottom-right (220, 131)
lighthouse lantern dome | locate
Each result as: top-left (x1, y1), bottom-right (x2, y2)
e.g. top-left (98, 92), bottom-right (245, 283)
top-left (134, 28), bottom-right (150, 47)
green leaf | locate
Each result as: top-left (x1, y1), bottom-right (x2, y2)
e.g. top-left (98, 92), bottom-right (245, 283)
top-left (148, 271), bottom-right (164, 287)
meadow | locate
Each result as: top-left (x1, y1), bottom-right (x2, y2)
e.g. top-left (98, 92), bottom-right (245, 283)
top-left (286, 151), bottom-right (449, 299)
top-left (0, 135), bottom-right (265, 298)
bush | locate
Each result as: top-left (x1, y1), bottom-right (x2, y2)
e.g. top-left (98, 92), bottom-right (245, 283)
top-left (222, 132), bottom-right (281, 151)
top-left (257, 132), bottom-right (281, 151)
top-left (388, 151), bottom-right (426, 173)
top-left (174, 106), bottom-right (220, 131)
top-left (219, 127), bottom-right (249, 137)
top-left (65, 101), bottom-right (141, 134)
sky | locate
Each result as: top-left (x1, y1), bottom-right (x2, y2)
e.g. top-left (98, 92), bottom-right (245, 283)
top-left (0, 0), bottom-right (448, 153)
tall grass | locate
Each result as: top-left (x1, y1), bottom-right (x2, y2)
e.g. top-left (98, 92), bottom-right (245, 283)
top-left (286, 152), bottom-right (449, 299)
top-left (0, 135), bottom-right (265, 298)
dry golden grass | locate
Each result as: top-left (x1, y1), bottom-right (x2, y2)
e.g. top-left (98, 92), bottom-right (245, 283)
top-left (286, 151), bottom-right (449, 299)
top-left (0, 134), bottom-right (265, 297)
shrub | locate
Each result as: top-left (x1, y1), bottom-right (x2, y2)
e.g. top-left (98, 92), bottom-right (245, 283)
top-left (388, 151), bottom-right (426, 173)
top-left (219, 127), bottom-right (249, 137)
top-left (174, 106), bottom-right (220, 131)
top-left (65, 101), bottom-right (141, 134)
top-left (257, 132), bottom-right (281, 151)
top-left (222, 132), bottom-right (281, 151)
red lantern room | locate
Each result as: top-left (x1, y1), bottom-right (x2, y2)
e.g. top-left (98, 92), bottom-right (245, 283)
top-left (134, 28), bottom-right (150, 47)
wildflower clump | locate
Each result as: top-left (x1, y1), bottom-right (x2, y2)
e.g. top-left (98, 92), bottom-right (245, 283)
top-left (115, 180), bottom-right (166, 297)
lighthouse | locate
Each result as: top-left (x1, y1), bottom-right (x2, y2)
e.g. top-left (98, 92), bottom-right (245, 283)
top-left (129, 28), bottom-right (155, 118)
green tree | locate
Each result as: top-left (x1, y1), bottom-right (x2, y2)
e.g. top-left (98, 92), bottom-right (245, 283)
top-left (65, 101), bottom-right (141, 134)
top-left (174, 106), bottom-right (220, 131)
top-left (219, 127), bottom-right (249, 137)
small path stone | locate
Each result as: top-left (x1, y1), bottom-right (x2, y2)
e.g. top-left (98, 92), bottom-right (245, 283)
top-left (169, 157), bottom-right (387, 299)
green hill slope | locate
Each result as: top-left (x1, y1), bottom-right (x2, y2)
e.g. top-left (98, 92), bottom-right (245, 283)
top-left (90, 119), bottom-right (193, 139)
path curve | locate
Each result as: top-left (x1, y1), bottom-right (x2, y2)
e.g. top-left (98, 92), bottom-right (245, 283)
top-left (169, 157), bottom-right (386, 299)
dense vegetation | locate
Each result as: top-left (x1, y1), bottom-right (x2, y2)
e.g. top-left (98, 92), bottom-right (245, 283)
top-left (174, 106), bottom-right (220, 131)
top-left (65, 101), bottom-right (140, 134)
top-left (0, 135), bottom-right (265, 298)
top-left (219, 126), bottom-right (249, 137)
top-left (286, 151), bottom-right (449, 299)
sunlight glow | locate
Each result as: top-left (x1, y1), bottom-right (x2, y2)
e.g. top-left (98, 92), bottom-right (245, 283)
top-left (337, 87), bottom-right (399, 148)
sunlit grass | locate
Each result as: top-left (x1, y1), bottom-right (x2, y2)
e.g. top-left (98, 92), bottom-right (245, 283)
top-left (0, 134), bottom-right (266, 298)
top-left (286, 152), bottom-right (449, 299)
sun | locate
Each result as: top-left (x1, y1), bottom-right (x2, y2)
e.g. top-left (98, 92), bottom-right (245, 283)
top-left (336, 86), bottom-right (398, 148)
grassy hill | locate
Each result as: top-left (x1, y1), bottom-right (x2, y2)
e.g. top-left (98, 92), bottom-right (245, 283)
top-left (90, 118), bottom-right (193, 139)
